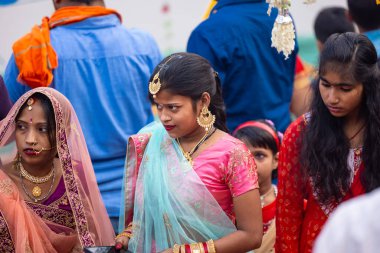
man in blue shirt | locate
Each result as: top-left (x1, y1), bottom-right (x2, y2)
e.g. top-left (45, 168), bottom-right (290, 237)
top-left (187, 0), bottom-right (297, 132)
top-left (4, 0), bottom-right (161, 228)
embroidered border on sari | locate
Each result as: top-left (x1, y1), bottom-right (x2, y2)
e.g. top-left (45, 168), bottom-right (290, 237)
top-left (46, 92), bottom-right (95, 247)
top-left (48, 192), bottom-right (70, 209)
top-left (26, 202), bottom-right (76, 229)
top-left (124, 133), bottom-right (151, 226)
top-left (0, 210), bottom-right (15, 253)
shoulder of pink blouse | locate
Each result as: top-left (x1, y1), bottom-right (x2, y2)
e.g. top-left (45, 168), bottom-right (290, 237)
top-left (275, 115), bottom-right (307, 253)
top-left (222, 135), bottom-right (259, 197)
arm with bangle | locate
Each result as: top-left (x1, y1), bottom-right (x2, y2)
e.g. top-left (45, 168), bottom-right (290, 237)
top-left (115, 222), bottom-right (133, 250)
top-left (173, 239), bottom-right (216, 253)
top-left (162, 189), bottom-right (263, 253)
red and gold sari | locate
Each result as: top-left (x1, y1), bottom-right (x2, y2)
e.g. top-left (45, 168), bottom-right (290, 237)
top-left (0, 87), bottom-right (115, 252)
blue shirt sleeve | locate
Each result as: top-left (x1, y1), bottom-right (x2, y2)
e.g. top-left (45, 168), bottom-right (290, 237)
top-left (187, 29), bottom-right (226, 83)
top-left (4, 54), bottom-right (30, 103)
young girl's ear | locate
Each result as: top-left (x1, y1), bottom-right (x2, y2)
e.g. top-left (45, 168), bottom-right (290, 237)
top-left (272, 152), bottom-right (279, 170)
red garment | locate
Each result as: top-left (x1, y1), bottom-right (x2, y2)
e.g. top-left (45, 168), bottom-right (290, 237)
top-left (295, 56), bottom-right (305, 74)
top-left (275, 115), bottom-right (366, 253)
top-left (262, 198), bottom-right (276, 234)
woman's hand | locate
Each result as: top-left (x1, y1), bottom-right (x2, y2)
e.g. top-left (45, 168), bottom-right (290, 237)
top-left (115, 234), bottom-right (129, 251)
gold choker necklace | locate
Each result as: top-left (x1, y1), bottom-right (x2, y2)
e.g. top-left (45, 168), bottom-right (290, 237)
top-left (18, 162), bottom-right (55, 202)
top-left (19, 162), bottom-right (54, 184)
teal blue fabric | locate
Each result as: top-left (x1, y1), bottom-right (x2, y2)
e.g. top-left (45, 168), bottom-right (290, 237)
top-left (119, 121), bottom-right (236, 252)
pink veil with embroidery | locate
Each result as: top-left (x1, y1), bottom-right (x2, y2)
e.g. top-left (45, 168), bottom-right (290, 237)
top-left (0, 87), bottom-right (115, 252)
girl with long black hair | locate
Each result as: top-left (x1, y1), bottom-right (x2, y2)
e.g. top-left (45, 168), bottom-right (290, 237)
top-left (276, 32), bottom-right (380, 253)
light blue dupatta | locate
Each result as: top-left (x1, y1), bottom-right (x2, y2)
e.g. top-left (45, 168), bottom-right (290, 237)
top-left (119, 121), bottom-right (236, 252)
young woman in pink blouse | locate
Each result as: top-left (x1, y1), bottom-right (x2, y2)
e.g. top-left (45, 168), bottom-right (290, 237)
top-left (116, 53), bottom-right (262, 253)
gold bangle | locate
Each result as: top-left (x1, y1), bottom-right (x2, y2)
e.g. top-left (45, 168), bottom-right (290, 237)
top-left (173, 244), bottom-right (181, 253)
top-left (198, 242), bottom-right (205, 253)
top-left (115, 231), bottom-right (132, 240)
top-left (206, 239), bottom-right (216, 253)
top-left (190, 242), bottom-right (201, 253)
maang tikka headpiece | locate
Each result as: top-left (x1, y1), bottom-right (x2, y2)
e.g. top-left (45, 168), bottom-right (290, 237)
top-left (149, 56), bottom-right (174, 98)
top-left (149, 72), bottom-right (161, 98)
top-left (27, 98), bottom-right (35, 111)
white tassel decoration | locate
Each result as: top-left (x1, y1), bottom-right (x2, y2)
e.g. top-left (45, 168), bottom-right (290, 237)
top-left (266, 0), bottom-right (316, 59)
top-left (271, 13), bottom-right (295, 59)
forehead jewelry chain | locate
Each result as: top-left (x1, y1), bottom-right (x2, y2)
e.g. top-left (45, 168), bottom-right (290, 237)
top-left (18, 162), bottom-right (55, 203)
top-left (27, 97), bottom-right (35, 111)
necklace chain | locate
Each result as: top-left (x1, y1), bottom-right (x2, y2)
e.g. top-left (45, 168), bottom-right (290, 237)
top-left (260, 184), bottom-right (277, 207)
top-left (348, 123), bottom-right (366, 141)
top-left (176, 127), bottom-right (216, 164)
top-left (17, 162), bottom-right (56, 203)
top-left (19, 162), bottom-right (54, 184)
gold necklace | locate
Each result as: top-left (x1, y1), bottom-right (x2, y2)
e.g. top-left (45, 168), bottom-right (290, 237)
top-left (18, 162), bottom-right (54, 199)
top-left (176, 127), bottom-right (216, 165)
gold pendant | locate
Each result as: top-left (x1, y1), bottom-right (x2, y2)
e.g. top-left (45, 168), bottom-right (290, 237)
top-left (32, 186), bottom-right (42, 197)
top-left (184, 153), bottom-right (193, 166)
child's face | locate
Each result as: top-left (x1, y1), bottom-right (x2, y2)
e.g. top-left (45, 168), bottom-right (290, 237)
top-left (246, 144), bottom-right (278, 186)
top-left (319, 70), bottom-right (363, 120)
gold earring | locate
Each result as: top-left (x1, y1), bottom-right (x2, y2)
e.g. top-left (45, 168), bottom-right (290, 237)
top-left (15, 153), bottom-right (21, 163)
top-left (197, 106), bottom-right (215, 131)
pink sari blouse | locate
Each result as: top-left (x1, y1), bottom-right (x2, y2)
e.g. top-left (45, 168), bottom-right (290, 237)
top-left (193, 134), bottom-right (259, 221)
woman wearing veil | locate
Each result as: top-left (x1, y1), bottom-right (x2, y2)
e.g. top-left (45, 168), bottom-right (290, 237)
top-left (117, 53), bottom-right (263, 253)
top-left (0, 87), bottom-right (114, 252)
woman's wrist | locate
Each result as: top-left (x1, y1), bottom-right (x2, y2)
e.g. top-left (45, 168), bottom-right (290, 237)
top-left (115, 222), bottom-right (134, 240)
top-left (173, 239), bottom-right (216, 253)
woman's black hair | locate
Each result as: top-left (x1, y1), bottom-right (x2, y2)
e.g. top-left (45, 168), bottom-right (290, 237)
top-left (233, 120), bottom-right (280, 178)
top-left (148, 52), bottom-right (228, 132)
top-left (16, 93), bottom-right (56, 148)
top-left (300, 32), bottom-right (380, 203)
